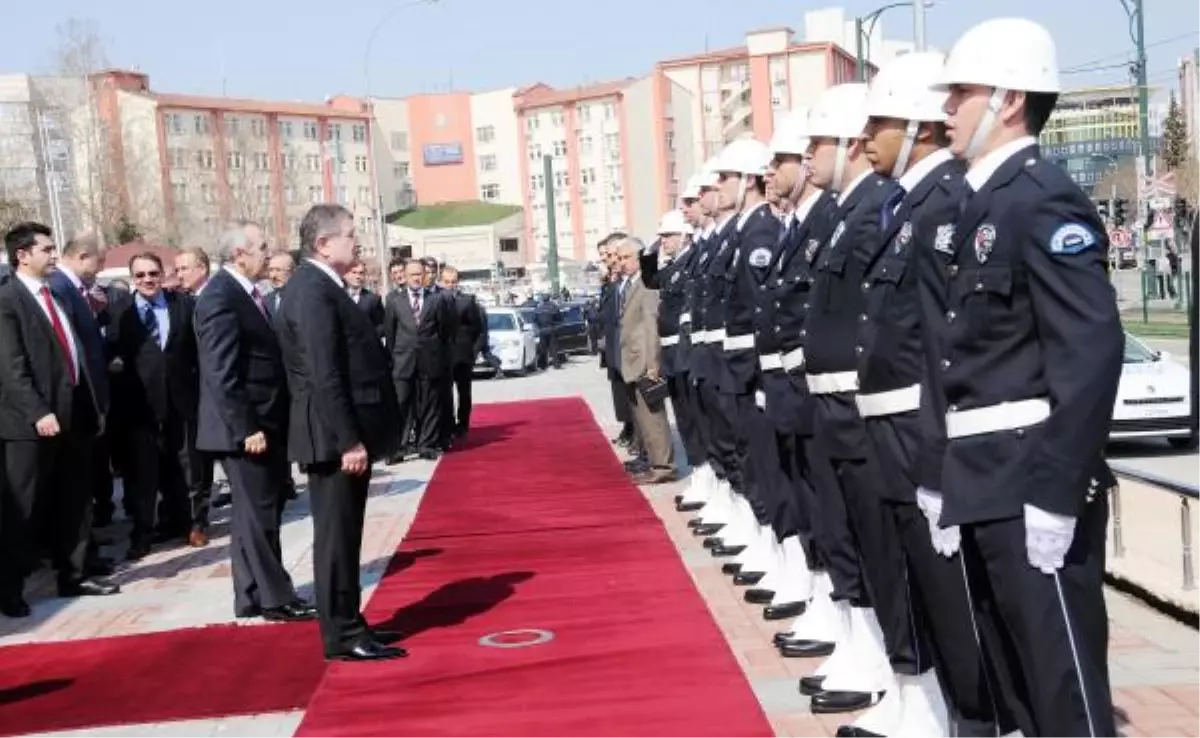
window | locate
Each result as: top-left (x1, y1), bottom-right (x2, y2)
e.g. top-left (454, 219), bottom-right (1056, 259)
top-left (397, 162), bottom-right (410, 178)
top-left (553, 140), bottom-right (567, 157)
top-left (578, 105), bottom-right (591, 123)
top-left (228, 151), bottom-right (244, 170)
top-left (352, 124), bottom-right (367, 142)
top-left (499, 237), bottom-right (518, 253)
top-left (480, 183), bottom-right (500, 201)
top-left (553, 170), bottom-right (570, 188)
top-left (165, 113), bottom-right (185, 135)
top-left (281, 152), bottom-right (295, 170)
top-left (253, 152), bottom-right (270, 170)
top-left (196, 149), bottom-right (215, 169)
top-left (476, 125), bottom-right (495, 143)
top-left (578, 135), bottom-right (593, 155)
top-left (355, 155), bottom-right (368, 173)
top-left (171, 182), bottom-right (187, 203)
top-left (305, 154), bottom-right (321, 172)
top-left (278, 120), bottom-right (294, 139)
top-left (551, 111), bottom-right (564, 127)
top-left (336, 186), bottom-right (347, 204)
top-left (168, 147), bottom-right (187, 168)
top-left (327, 123), bottom-right (342, 141)
top-left (285, 185), bottom-right (296, 204)
top-left (666, 131), bottom-right (674, 151)
top-left (525, 115), bottom-right (539, 132)
top-left (193, 114), bottom-right (210, 135)
top-left (308, 185), bottom-right (322, 203)
top-left (303, 121), bottom-right (319, 140)
top-left (529, 143), bottom-right (543, 161)
top-left (358, 186), bottom-right (370, 203)
top-left (479, 154), bottom-right (497, 171)
top-left (581, 167), bottom-right (596, 185)
top-left (201, 183), bottom-right (216, 203)
top-left (256, 184), bottom-right (270, 204)
top-left (251, 118), bottom-right (267, 137)
top-left (391, 131), bottom-right (408, 150)
top-left (604, 133), bottom-right (620, 153)
top-left (602, 102), bottom-right (615, 120)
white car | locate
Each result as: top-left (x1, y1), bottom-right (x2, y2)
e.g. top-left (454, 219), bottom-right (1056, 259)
top-left (1111, 332), bottom-right (1196, 449)
top-left (476, 307), bottom-right (539, 376)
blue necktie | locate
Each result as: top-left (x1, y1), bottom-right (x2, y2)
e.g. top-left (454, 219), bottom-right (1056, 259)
top-left (880, 187), bottom-right (906, 231)
top-left (142, 304), bottom-right (161, 347)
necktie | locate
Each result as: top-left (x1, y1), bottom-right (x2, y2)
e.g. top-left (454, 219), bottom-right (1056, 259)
top-left (410, 290), bottom-right (422, 315)
top-left (618, 280), bottom-right (629, 312)
top-left (78, 285), bottom-right (97, 316)
top-left (142, 303), bottom-right (161, 347)
top-left (880, 187), bottom-right (906, 231)
top-left (39, 286), bottom-right (76, 384)
top-left (250, 287), bottom-right (269, 319)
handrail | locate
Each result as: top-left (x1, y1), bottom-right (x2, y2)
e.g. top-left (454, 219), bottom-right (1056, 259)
top-left (1108, 462), bottom-right (1197, 592)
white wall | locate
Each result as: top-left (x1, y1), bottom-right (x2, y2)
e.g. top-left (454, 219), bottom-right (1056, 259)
top-left (470, 87), bottom-right (522, 205)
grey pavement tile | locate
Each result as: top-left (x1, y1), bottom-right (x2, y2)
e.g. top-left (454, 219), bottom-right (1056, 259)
top-left (752, 676), bottom-right (812, 714)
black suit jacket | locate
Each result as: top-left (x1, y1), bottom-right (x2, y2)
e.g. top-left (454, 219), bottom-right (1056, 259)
top-left (48, 270), bottom-right (110, 415)
top-left (383, 288), bottom-right (454, 379)
top-left (0, 279), bottom-right (99, 439)
top-left (107, 290), bottom-right (200, 427)
top-left (193, 268), bottom-right (289, 452)
top-left (447, 290), bottom-right (484, 366)
top-left (354, 289), bottom-right (385, 331)
top-left (276, 262), bottom-right (400, 464)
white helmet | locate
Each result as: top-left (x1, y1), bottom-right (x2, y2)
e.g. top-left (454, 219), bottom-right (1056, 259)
top-left (656, 209), bottom-right (692, 236)
top-left (681, 175), bottom-right (704, 200)
top-left (770, 107), bottom-right (812, 157)
top-left (866, 52), bottom-right (948, 122)
top-left (714, 138), bottom-right (772, 176)
top-left (808, 83), bottom-right (870, 140)
top-left (937, 18), bottom-right (1060, 94)
top-left (695, 156), bottom-right (721, 188)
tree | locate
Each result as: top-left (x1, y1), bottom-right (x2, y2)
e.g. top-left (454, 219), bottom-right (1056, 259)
top-left (1094, 159), bottom-right (1139, 202)
top-left (1160, 93), bottom-right (1189, 172)
top-left (0, 199), bottom-right (34, 235)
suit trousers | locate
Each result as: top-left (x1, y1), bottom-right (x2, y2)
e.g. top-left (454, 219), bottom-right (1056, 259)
top-left (961, 498), bottom-right (1114, 737)
top-left (89, 431), bottom-right (115, 521)
top-left (667, 372), bottom-right (704, 468)
top-left (306, 460), bottom-right (371, 655)
top-left (219, 442), bottom-right (297, 613)
top-left (742, 403), bottom-right (802, 539)
top-left (452, 363), bottom-right (474, 433)
top-left (396, 374), bottom-right (442, 453)
top-left (438, 374), bottom-right (454, 448)
top-left (805, 413), bottom-right (867, 607)
top-left (608, 367), bottom-right (631, 426)
top-left (627, 383), bottom-right (675, 473)
top-left (126, 418), bottom-right (193, 543)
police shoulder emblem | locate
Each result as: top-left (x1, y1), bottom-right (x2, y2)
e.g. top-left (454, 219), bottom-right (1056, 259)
top-left (700, 251), bottom-right (709, 263)
top-left (804, 238), bottom-right (820, 263)
top-left (973, 223), bottom-right (997, 264)
top-left (934, 224), bottom-right (955, 254)
top-left (671, 271), bottom-right (681, 284)
top-left (830, 221), bottom-right (847, 247)
top-left (895, 221), bottom-right (913, 253)
top-left (748, 247), bottom-right (772, 268)
top-left (1048, 223), bottom-right (1097, 255)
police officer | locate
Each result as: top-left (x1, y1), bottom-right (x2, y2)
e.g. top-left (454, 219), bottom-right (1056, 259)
top-left (797, 82), bottom-right (899, 713)
top-left (926, 19), bottom-right (1121, 737)
top-left (851, 51), bottom-right (1002, 737)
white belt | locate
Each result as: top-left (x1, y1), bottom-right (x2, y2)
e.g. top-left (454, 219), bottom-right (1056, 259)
top-left (680, 311), bottom-right (692, 324)
top-left (707, 328), bottom-right (727, 343)
top-left (723, 333), bottom-right (755, 351)
top-left (661, 334), bottom-right (680, 347)
top-left (755, 390), bottom-right (767, 409)
top-left (946, 398), bottom-right (1051, 439)
top-left (781, 346), bottom-right (806, 372)
top-left (691, 329), bottom-right (709, 343)
top-left (855, 383), bottom-right (920, 418)
top-left (759, 353), bottom-right (783, 371)
top-left (806, 371), bottom-right (859, 395)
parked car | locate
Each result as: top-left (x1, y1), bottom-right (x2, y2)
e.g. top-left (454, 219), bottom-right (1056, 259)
top-left (1110, 332), bottom-right (1196, 448)
top-left (476, 307), bottom-right (538, 376)
top-left (556, 302), bottom-right (591, 355)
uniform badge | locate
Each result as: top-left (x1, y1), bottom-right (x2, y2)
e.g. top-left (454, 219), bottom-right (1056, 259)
top-left (748, 247), bottom-right (772, 267)
top-left (1048, 223), bottom-right (1097, 255)
top-left (830, 221), bottom-right (846, 247)
top-left (700, 251), bottom-right (709, 264)
top-left (895, 221), bottom-right (913, 254)
top-left (973, 223), bottom-right (996, 264)
top-left (804, 238), bottom-right (820, 263)
top-left (671, 271), bottom-right (681, 284)
top-left (934, 224), bottom-right (955, 254)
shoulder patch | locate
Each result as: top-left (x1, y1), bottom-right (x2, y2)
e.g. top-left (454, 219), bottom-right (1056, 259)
top-left (895, 221), bottom-right (913, 253)
top-left (671, 271), bottom-right (681, 284)
top-left (804, 238), bottom-right (821, 263)
top-left (1048, 223), bottom-right (1098, 255)
top-left (748, 247), bottom-right (773, 268)
top-left (830, 221), bottom-right (846, 248)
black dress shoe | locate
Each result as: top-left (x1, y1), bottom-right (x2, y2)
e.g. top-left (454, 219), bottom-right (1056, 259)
top-left (780, 639), bottom-right (836, 658)
top-left (686, 518), bottom-right (705, 529)
top-left (710, 544), bottom-right (745, 558)
top-left (673, 494), bottom-right (684, 504)
top-left (701, 537), bottom-right (723, 549)
top-left (418, 449), bottom-right (442, 461)
top-left (811, 690), bottom-right (882, 714)
top-left (386, 453), bottom-right (407, 465)
top-left (126, 543), bottom-right (151, 562)
top-left (763, 600), bottom-right (805, 621)
top-left (85, 558), bottom-right (115, 577)
top-left (262, 601), bottom-right (318, 622)
top-left (676, 501), bottom-right (704, 512)
top-left (744, 588), bottom-right (775, 605)
top-left (369, 628), bottom-right (403, 644)
top-left (0, 596), bottom-right (30, 618)
top-left (721, 562), bottom-right (742, 575)
top-left (773, 631), bottom-right (794, 646)
top-left (58, 579), bottom-right (120, 597)
top-left (836, 725), bottom-right (884, 737)
top-left (328, 639), bottom-right (408, 661)
top-left (212, 492), bottom-right (233, 509)
top-left (799, 674), bottom-right (827, 696)
top-left (734, 570), bottom-right (765, 586)
top-left (694, 523), bottom-right (724, 537)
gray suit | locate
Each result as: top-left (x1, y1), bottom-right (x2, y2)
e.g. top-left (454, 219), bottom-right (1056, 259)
top-left (619, 276), bottom-right (674, 474)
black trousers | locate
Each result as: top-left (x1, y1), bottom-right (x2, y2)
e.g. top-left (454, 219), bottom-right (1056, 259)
top-left (699, 380), bottom-right (738, 483)
top-left (218, 442), bottom-right (296, 614)
top-left (396, 374), bottom-right (442, 453)
top-left (780, 432), bottom-right (818, 543)
top-left (306, 460), bottom-right (370, 655)
top-left (741, 400), bottom-right (792, 532)
top-left (961, 499), bottom-right (1114, 737)
top-left (89, 431), bottom-right (115, 522)
top-left (685, 374), bottom-right (713, 464)
top-left (667, 372), bottom-right (704, 468)
top-left (609, 368), bottom-right (631, 426)
top-left (452, 363), bottom-right (474, 433)
top-left (805, 428), bottom-right (867, 606)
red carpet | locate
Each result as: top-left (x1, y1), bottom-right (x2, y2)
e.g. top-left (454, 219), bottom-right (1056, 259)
top-left (297, 397), bottom-right (772, 737)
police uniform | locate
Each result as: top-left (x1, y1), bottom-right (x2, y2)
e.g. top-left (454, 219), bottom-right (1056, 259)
top-left (684, 225), bottom-right (720, 485)
top-left (929, 136), bottom-right (1121, 737)
top-left (656, 239), bottom-right (704, 468)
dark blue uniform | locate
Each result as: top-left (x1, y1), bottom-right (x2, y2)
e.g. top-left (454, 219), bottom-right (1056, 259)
top-left (694, 216), bottom-right (741, 491)
top-left (927, 142), bottom-right (1120, 737)
top-left (657, 242), bottom-right (704, 467)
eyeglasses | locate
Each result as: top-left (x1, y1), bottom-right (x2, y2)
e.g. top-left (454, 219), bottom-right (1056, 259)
top-left (133, 270), bottom-right (161, 279)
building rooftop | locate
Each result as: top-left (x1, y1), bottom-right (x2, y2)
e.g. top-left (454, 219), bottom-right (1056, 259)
top-left (389, 201), bottom-right (522, 229)
top-left (514, 78), bottom-right (638, 110)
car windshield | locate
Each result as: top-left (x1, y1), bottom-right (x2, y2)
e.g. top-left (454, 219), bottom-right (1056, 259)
top-left (562, 305), bottom-right (583, 322)
top-left (1123, 333), bottom-right (1160, 364)
top-left (487, 313), bottom-right (516, 331)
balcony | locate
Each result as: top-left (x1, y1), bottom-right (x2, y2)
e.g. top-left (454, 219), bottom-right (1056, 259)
top-left (722, 104), bottom-right (753, 139)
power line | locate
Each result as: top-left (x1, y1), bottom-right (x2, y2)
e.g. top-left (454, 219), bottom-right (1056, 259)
top-left (1060, 30), bottom-right (1199, 73)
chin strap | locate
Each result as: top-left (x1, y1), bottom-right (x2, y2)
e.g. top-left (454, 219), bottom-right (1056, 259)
top-left (833, 140), bottom-right (849, 192)
top-left (964, 88), bottom-right (1009, 162)
top-left (892, 120), bottom-right (920, 179)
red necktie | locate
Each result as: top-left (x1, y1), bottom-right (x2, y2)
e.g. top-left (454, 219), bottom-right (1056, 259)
top-left (40, 286), bottom-right (77, 384)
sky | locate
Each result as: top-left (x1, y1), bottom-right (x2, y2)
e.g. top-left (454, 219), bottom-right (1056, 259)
top-left (1, 0), bottom-right (1197, 105)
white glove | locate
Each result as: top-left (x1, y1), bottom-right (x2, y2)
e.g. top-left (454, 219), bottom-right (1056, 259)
top-left (1024, 504), bottom-right (1076, 574)
top-left (916, 487), bottom-right (960, 558)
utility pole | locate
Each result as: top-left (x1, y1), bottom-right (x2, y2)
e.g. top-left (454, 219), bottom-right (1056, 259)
top-left (1128, 0), bottom-right (1153, 323)
top-left (542, 154), bottom-right (560, 294)
top-left (855, 17), bottom-right (866, 81)
top-left (913, 0), bottom-right (926, 51)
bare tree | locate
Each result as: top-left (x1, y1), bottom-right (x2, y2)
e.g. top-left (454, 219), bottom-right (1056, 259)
top-left (0, 198), bottom-right (35, 234)
top-left (1094, 159), bottom-right (1138, 202)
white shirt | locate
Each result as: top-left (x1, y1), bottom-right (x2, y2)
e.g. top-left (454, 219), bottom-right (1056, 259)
top-left (737, 201), bottom-right (770, 230)
top-left (965, 135), bottom-right (1038, 192)
top-left (898, 148), bottom-right (955, 195)
top-left (712, 212), bottom-right (736, 237)
top-left (793, 189), bottom-right (824, 226)
top-left (222, 264), bottom-right (258, 296)
top-left (305, 258), bottom-right (345, 289)
top-left (57, 264), bottom-right (84, 292)
top-left (836, 169), bottom-right (873, 207)
top-left (16, 272), bottom-right (81, 382)
top-left (348, 288), bottom-right (362, 304)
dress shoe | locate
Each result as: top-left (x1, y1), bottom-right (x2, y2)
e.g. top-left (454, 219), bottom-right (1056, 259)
top-left (631, 470), bottom-right (678, 485)
top-left (733, 570), bottom-right (765, 586)
top-left (710, 544), bottom-right (745, 558)
top-left (212, 491), bottom-right (233, 509)
top-left (85, 557), bottom-right (115, 577)
top-left (836, 725), bottom-right (884, 737)
top-left (328, 639), bottom-right (408, 662)
top-left (623, 458), bottom-right (649, 472)
top-left (763, 601), bottom-right (805, 621)
top-left (701, 537), bottom-right (723, 549)
top-left (693, 523), bottom-right (724, 537)
top-left (772, 631), bottom-right (794, 647)
top-left (799, 675), bottom-right (827, 696)
top-left (743, 588), bottom-right (775, 605)
top-left (386, 452), bottom-right (407, 465)
top-left (369, 628), bottom-right (403, 644)
top-left (811, 690), bottom-right (882, 714)
top-left (58, 578), bottom-right (120, 597)
top-left (673, 494), bottom-right (684, 505)
top-left (418, 449), bottom-right (442, 461)
top-left (125, 543), bottom-right (151, 561)
top-left (686, 518), bottom-right (705, 529)
top-left (779, 639), bottom-right (836, 659)
top-left (262, 601), bottom-right (318, 622)
top-left (0, 595), bottom-right (30, 618)
top-left (188, 528), bottom-right (209, 547)
top-left (675, 501), bottom-right (704, 512)
top-left (721, 562), bottom-right (742, 575)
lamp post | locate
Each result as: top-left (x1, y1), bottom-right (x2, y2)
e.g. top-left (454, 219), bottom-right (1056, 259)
top-left (363, 0), bottom-right (439, 294)
top-left (854, 1), bottom-right (933, 81)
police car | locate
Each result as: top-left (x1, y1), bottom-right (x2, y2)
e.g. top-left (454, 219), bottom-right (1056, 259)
top-left (1111, 332), bottom-right (1196, 449)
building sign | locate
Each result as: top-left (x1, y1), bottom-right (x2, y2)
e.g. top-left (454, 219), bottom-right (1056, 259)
top-left (1042, 137), bottom-right (1160, 160)
top-left (422, 143), bottom-right (464, 166)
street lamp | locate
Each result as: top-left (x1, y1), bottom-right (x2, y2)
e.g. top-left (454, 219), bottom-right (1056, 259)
top-left (854, 1), bottom-right (933, 81)
top-left (363, 0), bottom-right (439, 294)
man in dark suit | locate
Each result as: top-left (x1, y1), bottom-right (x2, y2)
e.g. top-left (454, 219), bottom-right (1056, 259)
top-left (421, 257), bottom-right (458, 449)
top-left (194, 220), bottom-right (314, 622)
top-left (265, 250), bottom-right (295, 315)
top-left (275, 203), bottom-right (404, 661)
top-left (107, 252), bottom-right (206, 557)
top-left (384, 258), bottom-right (454, 460)
top-left (0, 222), bottom-right (118, 618)
top-left (439, 266), bottom-right (484, 439)
top-left (345, 260), bottom-right (384, 332)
